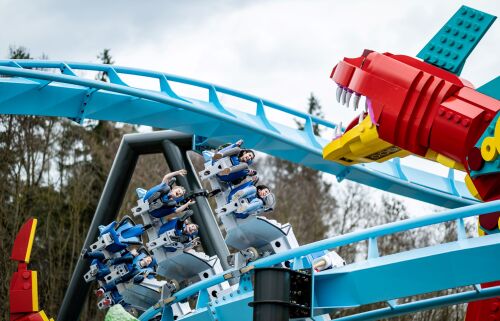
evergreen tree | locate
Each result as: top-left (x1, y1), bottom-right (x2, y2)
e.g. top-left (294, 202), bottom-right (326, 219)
top-left (295, 93), bottom-right (324, 135)
top-left (96, 48), bottom-right (114, 82)
top-left (9, 45), bottom-right (31, 59)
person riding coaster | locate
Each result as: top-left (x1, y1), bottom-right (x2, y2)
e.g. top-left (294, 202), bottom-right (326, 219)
top-left (218, 185), bottom-right (276, 219)
top-left (95, 249), bottom-right (157, 307)
top-left (226, 175), bottom-right (260, 202)
top-left (143, 169), bottom-right (196, 219)
top-left (150, 210), bottom-right (200, 252)
top-left (201, 139), bottom-right (257, 185)
top-left (82, 247), bottom-right (142, 283)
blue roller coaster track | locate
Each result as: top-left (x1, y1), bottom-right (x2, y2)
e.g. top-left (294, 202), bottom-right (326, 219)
top-left (138, 200), bottom-right (500, 321)
top-left (0, 60), bottom-right (478, 209)
top-left (0, 59), bottom-right (497, 321)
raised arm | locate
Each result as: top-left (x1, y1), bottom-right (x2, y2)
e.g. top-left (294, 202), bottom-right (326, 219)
top-left (175, 199), bottom-right (196, 213)
top-left (162, 169), bottom-right (188, 184)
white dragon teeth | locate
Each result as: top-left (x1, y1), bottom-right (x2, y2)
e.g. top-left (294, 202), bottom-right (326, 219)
top-left (345, 91), bottom-right (352, 107)
top-left (334, 121), bottom-right (343, 139)
top-left (336, 86), bottom-right (342, 103)
top-left (333, 86), bottom-right (369, 138)
top-left (335, 85), bottom-right (365, 110)
top-left (353, 94), bottom-right (361, 111)
top-left (340, 89), bottom-right (347, 106)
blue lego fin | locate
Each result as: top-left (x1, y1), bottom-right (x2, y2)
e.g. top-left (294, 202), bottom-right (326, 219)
top-left (477, 76), bottom-right (500, 100)
top-left (417, 5), bottom-right (496, 75)
top-left (136, 188), bottom-right (147, 199)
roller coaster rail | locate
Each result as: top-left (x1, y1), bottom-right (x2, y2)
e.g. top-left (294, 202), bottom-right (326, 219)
top-left (1, 58), bottom-right (499, 321)
top-left (136, 200), bottom-right (500, 321)
top-left (0, 60), bottom-right (478, 210)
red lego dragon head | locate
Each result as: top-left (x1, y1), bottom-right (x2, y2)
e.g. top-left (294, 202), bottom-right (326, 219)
top-left (324, 49), bottom-right (483, 166)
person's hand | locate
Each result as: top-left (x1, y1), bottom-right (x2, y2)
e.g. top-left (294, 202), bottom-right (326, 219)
top-left (237, 203), bottom-right (247, 213)
top-left (178, 169), bottom-right (188, 176)
top-left (232, 190), bottom-right (244, 201)
top-left (236, 139), bottom-right (244, 146)
top-left (248, 169), bottom-right (257, 176)
top-left (188, 200), bottom-right (196, 206)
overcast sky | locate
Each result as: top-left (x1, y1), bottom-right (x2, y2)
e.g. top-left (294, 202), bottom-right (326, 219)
top-left (1, 0), bottom-right (499, 216)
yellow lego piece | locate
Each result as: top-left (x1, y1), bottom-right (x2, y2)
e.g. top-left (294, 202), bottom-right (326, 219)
top-left (323, 115), bottom-right (410, 165)
top-left (478, 218), bottom-right (485, 237)
top-left (464, 174), bottom-right (482, 201)
top-left (480, 117), bottom-right (500, 162)
top-left (32, 270), bottom-right (39, 311)
top-left (39, 311), bottom-right (50, 321)
top-left (424, 150), bottom-right (465, 171)
top-left (25, 218), bottom-right (37, 263)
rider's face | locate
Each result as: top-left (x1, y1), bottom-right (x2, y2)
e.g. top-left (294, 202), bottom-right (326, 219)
top-left (141, 256), bottom-right (153, 267)
top-left (185, 224), bottom-right (198, 235)
top-left (240, 152), bottom-right (254, 163)
top-left (258, 188), bottom-right (270, 198)
top-left (171, 187), bottom-right (184, 198)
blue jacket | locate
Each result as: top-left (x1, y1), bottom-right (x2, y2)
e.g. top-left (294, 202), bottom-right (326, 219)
top-left (233, 186), bottom-right (264, 219)
top-left (144, 182), bottom-right (180, 218)
top-left (143, 182), bottom-right (169, 202)
top-left (227, 180), bottom-right (254, 202)
top-left (101, 252), bottom-right (155, 292)
top-left (216, 143), bottom-right (251, 183)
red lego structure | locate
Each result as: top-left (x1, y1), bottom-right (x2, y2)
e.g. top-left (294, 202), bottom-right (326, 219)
top-left (465, 281), bottom-right (500, 321)
top-left (327, 49), bottom-right (500, 232)
top-left (10, 218), bottom-right (54, 321)
top-left (322, 6), bottom-right (499, 321)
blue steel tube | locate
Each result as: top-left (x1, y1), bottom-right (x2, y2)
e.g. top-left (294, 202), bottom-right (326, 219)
top-left (251, 200), bottom-right (500, 269)
top-left (334, 286), bottom-right (500, 321)
top-left (0, 64), bottom-right (479, 208)
top-left (139, 200), bottom-right (500, 320)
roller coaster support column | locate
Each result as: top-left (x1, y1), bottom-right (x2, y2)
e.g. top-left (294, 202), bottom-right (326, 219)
top-left (58, 137), bottom-right (139, 321)
top-left (58, 130), bottom-right (230, 321)
top-left (251, 268), bottom-right (312, 321)
top-left (160, 139), bottom-right (230, 264)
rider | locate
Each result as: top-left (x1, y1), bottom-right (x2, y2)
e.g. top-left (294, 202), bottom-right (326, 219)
top-left (157, 211), bottom-right (199, 250)
top-left (231, 185), bottom-right (276, 219)
top-left (95, 251), bottom-right (156, 298)
top-left (82, 250), bottom-right (111, 282)
top-left (143, 169), bottom-right (196, 219)
top-left (205, 139), bottom-right (257, 185)
top-left (226, 175), bottom-right (259, 202)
